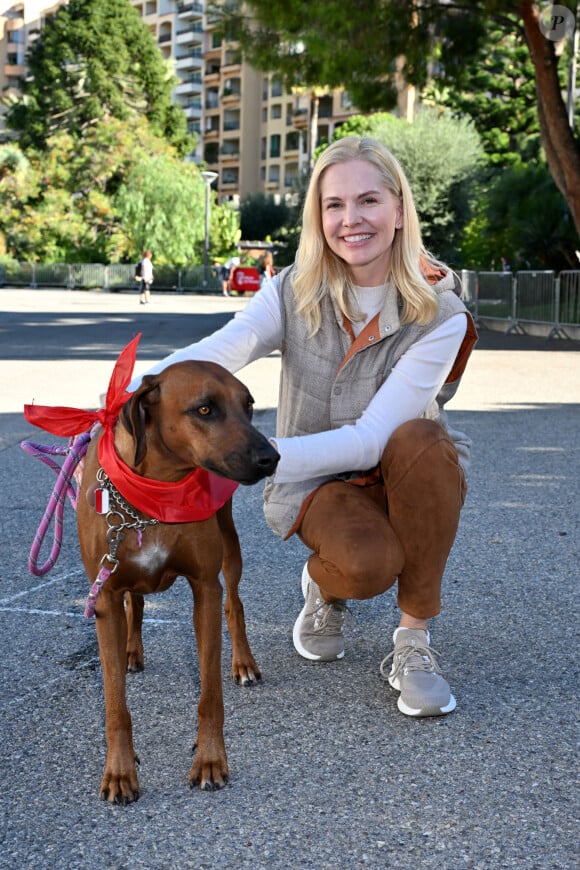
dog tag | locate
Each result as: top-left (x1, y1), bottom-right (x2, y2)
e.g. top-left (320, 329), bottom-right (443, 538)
top-left (94, 487), bottom-right (109, 514)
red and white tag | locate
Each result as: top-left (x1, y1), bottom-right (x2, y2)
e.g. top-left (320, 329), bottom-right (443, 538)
top-left (94, 487), bottom-right (109, 514)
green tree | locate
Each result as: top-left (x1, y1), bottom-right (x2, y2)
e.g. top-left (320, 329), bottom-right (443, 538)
top-left (6, 0), bottom-right (193, 155)
top-left (0, 118), bottom-right (220, 263)
top-left (462, 164), bottom-right (579, 270)
top-left (213, 0), bottom-right (580, 238)
top-left (209, 201), bottom-right (241, 260)
top-left (423, 23), bottom-right (541, 168)
top-left (114, 155), bottom-right (206, 265)
top-left (239, 192), bottom-right (292, 241)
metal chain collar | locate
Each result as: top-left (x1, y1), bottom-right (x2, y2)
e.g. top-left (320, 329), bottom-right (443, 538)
top-left (96, 467), bottom-right (159, 574)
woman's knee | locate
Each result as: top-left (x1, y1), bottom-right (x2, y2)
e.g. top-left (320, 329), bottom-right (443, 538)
top-left (382, 419), bottom-right (459, 490)
top-left (388, 418), bottom-right (452, 456)
top-left (312, 531), bottom-right (404, 600)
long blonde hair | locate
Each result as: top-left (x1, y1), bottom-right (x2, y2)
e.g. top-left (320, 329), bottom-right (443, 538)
top-left (294, 136), bottom-right (442, 335)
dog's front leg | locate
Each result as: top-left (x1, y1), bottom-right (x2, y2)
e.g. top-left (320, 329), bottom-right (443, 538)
top-left (95, 590), bottom-right (141, 804)
top-left (125, 592), bottom-right (145, 672)
top-left (217, 501), bottom-right (261, 685)
top-left (188, 574), bottom-right (228, 791)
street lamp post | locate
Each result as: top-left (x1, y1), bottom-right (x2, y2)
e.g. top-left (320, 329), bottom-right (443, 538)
top-left (201, 170), bottom-right (218, 287)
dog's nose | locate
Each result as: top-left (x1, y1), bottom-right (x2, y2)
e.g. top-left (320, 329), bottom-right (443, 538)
top-left (254, 442), bottom-right (280, 475)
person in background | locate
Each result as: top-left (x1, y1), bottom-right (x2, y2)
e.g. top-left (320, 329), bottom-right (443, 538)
top-left (139, 250), bottom-right (154, 305)
top-left (221, 255), bottom-right (240, 296)
top-left (129, 137), bottom-right (477, 718)
top-left (258, 250), bottom-right (276, 287)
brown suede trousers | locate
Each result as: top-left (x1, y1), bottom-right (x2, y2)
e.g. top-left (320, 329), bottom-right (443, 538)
top-left (297, 419), bottom-right (467, 619)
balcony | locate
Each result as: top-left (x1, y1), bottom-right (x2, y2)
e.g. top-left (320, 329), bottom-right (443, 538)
top-left (175, 79), bottom-right (201, 96)
top-left (175, 52), bottom-right (203, 70)
top-left (204, 125), bottom-right (220, 140)
top-left (5, 17), bottom-right (24, 31)
top-left (177, 1), bottom-right (203, 17)
top-left (184, 104), bottom-right (202, 119)
top-left (176, 29), bottom-right (203, 46)
top-left (221, 140), bottom-right (240, 161)
top-left (221, 88), bottom-right (241, 104)
top-left (292, 108), bottom-right (309, 129)
top-left (4, 64), bottom-right (25, 77)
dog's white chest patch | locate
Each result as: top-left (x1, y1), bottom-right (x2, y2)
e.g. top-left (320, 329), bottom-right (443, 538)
top-left (128, 541), bottom-right (170, 573)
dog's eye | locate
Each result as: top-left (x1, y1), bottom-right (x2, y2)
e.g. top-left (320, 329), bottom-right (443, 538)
top-left (197, 405), bottom-right (212, 416)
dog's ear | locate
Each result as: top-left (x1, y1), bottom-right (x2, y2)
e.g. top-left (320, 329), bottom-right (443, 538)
top-left (120, 375), bottom-right (161, 467)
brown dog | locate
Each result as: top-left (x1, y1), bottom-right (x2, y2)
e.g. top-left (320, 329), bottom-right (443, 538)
top-left (76, 360), bottom-right (279, 803)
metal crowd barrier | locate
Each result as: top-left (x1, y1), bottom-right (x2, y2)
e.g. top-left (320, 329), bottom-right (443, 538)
top-left (460, 269), bottom-right (580, 339)
top-left (0, 262), bottom-right (221, 293)
top-left (0, 263), bottom-right (578, 338)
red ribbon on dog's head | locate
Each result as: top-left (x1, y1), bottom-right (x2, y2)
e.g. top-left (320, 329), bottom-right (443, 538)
top-left (24, 333), bottom-right (142, 437)
top-left (24, 334), bottom-right (238, 523)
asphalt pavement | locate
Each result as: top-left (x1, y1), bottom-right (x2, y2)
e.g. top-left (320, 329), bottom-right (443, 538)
top-left (0, 287), bottom-right (578, 869)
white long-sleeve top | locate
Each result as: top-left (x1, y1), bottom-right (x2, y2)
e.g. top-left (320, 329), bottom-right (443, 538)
top-left (129, 276), bottom-right (467, 484)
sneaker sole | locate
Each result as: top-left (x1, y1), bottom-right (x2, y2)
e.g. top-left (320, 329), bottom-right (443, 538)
top-left (397, 694), bottom-right (456, 717)
top-left (388, 672), bottom-right (456, 717)
top-left (292, 566), bottom-right (345, 662)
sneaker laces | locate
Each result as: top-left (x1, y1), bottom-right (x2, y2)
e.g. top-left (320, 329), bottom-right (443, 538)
top-left (310, 596), bottom-right (352, 635)
top-left (380, 637), bottom-right (443, 681)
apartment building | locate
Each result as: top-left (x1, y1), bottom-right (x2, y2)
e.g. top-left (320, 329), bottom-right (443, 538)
top-left (132, 0), bottom-right (205, 161)
top-left (0, 0), bottom-right (61, 137)
top-left (0, 0), bottom-right (365, 203)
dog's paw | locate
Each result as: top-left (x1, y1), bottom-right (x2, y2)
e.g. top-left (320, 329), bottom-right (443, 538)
top-left (188, 752), bottom-right (229, 791)
top-left (231, 658), bottom-right (262, 686)
top-left (99, 777), bottom-right (141, 807)
top-left (126, 655), bottom-right (145, 674)
top-left (99, 771), bottom-right (141, 805)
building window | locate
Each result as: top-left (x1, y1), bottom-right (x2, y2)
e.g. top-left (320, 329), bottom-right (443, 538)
top-left (284, 163), bottom-right (299, 188)
top-left (319, 95), bottom-right (333, 118)
top-left (340, 90), bottom-right (353, 110)
top-left (223, 77), bottom-right (241, 97)
top-left (205, 89), bottom-right (219, 110)
top-left (268, 165), bottom-right (280, 184)
top-left (271, 103), bottom-right (282, 120)
top-left (204, 142), bottom-right (219, 163)
top-left (261, 137), bottom-right (267, 160)
top-left (270, 134), bottom-right (281, 158)
top-left (223, 109), bottom-right (240, 131)
top-left (271, 77), bottom-right (282, 97)
top-left (221, 139), bottom-right (240, 158)
top-left (285, 131), bottom-right (299, 151)
top-left (223, 167), bottom-right (239, 185)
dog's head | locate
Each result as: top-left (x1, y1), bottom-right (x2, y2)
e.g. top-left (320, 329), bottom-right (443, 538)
top-left (120, 360), bottom-right (279, 485)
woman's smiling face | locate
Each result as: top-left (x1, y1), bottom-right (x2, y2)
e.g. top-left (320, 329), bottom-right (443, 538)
top-left (320, 158), bottom-right (403, 286)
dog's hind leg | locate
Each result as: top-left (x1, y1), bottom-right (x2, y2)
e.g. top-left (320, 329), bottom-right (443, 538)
top-left (125, 592), bottom-right (145, 673)
top-left (217, 500), bottom-right (261, 686)
top-left (95, 590), bottom-right (141, 804)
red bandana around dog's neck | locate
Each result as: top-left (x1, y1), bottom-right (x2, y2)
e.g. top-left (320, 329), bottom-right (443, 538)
top-left (97, 425), bottom-right (237, 523)
top-left (24, 334), bottom-right (238, 523)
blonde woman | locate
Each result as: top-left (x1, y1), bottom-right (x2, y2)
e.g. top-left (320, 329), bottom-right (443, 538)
top-left (130, 137), bottom-right (477, 717)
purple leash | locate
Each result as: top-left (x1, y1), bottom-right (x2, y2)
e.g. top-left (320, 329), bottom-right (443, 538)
top-left (20, 430), bottom-right (92, 576)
